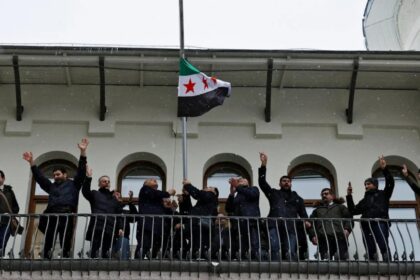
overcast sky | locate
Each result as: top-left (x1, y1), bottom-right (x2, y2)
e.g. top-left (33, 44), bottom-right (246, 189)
top-left (0, 0), bottom-right (367, 50)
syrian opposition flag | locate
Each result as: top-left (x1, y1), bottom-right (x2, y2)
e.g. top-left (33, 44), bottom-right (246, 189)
top-left (178, 58), bottom-right (231, 117)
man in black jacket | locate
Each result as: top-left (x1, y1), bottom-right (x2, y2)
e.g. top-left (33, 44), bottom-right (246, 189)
top-left (225, 177), bottom-right (261, 260)
top-left (309, 188), bottom-right (352, 260)
top-left (23, 138), bottom-right (88, 259)
top-left (135, 179), bottom-right (175, 259)
top-left (0, 170), bottom-right (20, 257)
top-left (258, 152), bottom-right (309, 261)
top-left (82, 168), bottom-right (123, 258)
top-left (181, 179), bottom-right (218, 260)
top-left (346, 155), bottom-right (394, 261)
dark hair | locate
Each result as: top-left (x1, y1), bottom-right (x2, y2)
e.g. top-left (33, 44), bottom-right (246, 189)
top-left (364, 177), bottom-right (378, 188)
top-left (321, 187), bottom-right (334, 195)
top-left (52, 167), bottom-right (67, 174)
top-left (0, 170), bottom-right (4, 179)
top-left (279, 175), bottom-right (291, 182)
top-left (214, 187), bottom-right (219, 198)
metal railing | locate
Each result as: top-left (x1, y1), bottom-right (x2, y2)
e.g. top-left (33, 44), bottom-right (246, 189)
top-left (0, 213), bottom-right (419, 276)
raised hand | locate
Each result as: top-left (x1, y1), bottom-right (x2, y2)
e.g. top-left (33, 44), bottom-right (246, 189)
top-left (128, 190), bottom-right (134, 202)
top-left (402, 164), bottom-right (409, 177)
top-left (379, 155), bottom-right (386, 170)
top-left (347, 182), bottom-right (352, 196)
top-left (78, 138), bottom-right (89, 156)
top-left (259, 152), bottom-right (267, 167)
top-left (22, 151), bottom-right (34, 165)
top-left (167, 188), bottom-right (176, 196)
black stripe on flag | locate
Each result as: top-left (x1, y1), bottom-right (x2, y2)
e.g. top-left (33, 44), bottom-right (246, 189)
top-left (177, 87), bottom-right (230, 117)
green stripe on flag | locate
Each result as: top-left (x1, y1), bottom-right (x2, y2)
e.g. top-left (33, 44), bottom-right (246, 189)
top-left (179, 58), bottom-right (201, 76)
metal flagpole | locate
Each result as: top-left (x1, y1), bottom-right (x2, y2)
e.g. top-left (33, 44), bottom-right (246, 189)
top-left (179, 0), bottom-right (188, 179)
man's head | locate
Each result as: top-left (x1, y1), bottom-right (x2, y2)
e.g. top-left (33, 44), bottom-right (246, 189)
top-left (52, 167), bottom-right (68, 184)
top-left (144, 178), bottom-right (158, 189)
top-left (98, 175), bottom-right (111, 189)
top-left (0, 170), bottom-right (5, 186)
top-left (203, 186), bottom-right (219, 198)
top-left (237, 178), bottom-right (249, 187)
top-left (364, 177), bottom-right (378, 191)
top-left (279, 175), bottom-right (292, 190)
top-left (320, 188), bottom-right (334, 203)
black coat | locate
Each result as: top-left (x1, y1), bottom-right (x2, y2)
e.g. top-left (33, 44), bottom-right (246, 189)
top-left (0, 185), bottom-right (20, 225)
top-left (183, 184), bottom-right (218, 217)
top-left (258, 166), bottom-right (308, 229)
top-left (346, 167), bottom-right (394, 219)
top-left (137, 185), bottom-right (170, 235)
top-left (31, 155), bottom-right (87, 212)
top-left (225, 185), bottom-right (260, 217)
top-left (82, 177), bottom-right (123, 241)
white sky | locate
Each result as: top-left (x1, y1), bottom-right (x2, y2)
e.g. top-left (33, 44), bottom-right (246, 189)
top-left (0, 0), bottom-right (367, 50)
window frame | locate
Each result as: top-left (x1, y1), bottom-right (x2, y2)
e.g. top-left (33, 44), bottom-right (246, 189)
top-left (288, 163), bottom-right (336, 207)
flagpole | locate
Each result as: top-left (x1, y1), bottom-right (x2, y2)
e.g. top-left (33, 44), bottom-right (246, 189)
top-left (179, 0), bottom-right (188, 179)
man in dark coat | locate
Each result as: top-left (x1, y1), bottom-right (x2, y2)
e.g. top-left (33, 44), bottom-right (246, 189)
top-left (82, 168), bottom-right (123, 258)
top-left (309, 188), bottom-right (352, 260)
top-left (135, 179), bottom-right (175, 259)
top-left (181, 179), bottom-right (218, 260)
top-left (258, 152), bottom-right (309, 261)
top-left (0, 170), bottom-right (20, 257)
top-left (225, 177), bottom-right (261, 260)
top-left (346, 155), bottom-right (394, 261)
top-left (23, 138), bottom-right (88, 259)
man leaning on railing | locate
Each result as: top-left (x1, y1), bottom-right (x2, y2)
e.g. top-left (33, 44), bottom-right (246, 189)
top-left (308, 188), bottom-right (352, 260)
top-left (346, 155), bottom-right (394, 262)
top-left (22, 138), bottom-right (89, 259)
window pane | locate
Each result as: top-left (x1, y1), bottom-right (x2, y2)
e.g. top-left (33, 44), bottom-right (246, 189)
top-left (377, 176), bottom-right (416, 201)
top-left (207, 172), bottom-right (240, 198)
top-left (292, 175), bottom-right (330, 200)
top-left (388, 208), bottom-right (420, 260)
top-left (121, 165), bottom-right (164, 197)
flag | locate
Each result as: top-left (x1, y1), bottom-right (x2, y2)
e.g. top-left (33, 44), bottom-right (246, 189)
top-left (177, 58), bottom-right (231, 117)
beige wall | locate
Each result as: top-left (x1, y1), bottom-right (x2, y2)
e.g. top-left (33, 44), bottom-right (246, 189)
top-left (0, 83), bottom-right (419, 255)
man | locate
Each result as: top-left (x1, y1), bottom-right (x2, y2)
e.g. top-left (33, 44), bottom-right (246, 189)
top-left (22, 138), bottom-right (88, 259)
top-left (181, 179), bottom-right (219, 260)
top-left (258, 152), bottom-right (309, 261)
top-left (135, 179), bottom-right (176, 259)
top-left (225, 177), bottom-right (261, 260)
top-left (309, 188), bottom-right (352, 260)
top-left (402, 164), bottom-right (420, 195)
top-left (346, 155), bottom-right (394, 261)
top-left (82, 167), bottom-right (124, 258)
top-left (0, 170), bottom-right (20, 257)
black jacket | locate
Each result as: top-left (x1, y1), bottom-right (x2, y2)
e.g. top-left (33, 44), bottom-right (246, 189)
top-left (31, 155), bottom-right (87, 212)
top-left (0, 185), bottom-right (20, 225)
top-left (405, 176), bottom-right (420, 195)
top-left (225, 185), bottom-right (260, 217)
top-left (137, 185), bottom-right (170, 235)
top-left (258, 166), bottom-right (308, 229)
top-left (346, 167), bottom-right (394, 219)
top-left (82, 177), bottom-right (123, 241)
top-left (183, 184), bottom-right (218, 217)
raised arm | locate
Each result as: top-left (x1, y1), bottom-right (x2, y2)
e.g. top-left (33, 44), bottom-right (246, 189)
top-left (81, 166), bottom-right (93, 201)
top-left (402, 164), bottom-right (420, 195)
top-left (346, 182), bottom-right (363, 216)
top-left (73, 138), bottom-right (89, 188)
top-left (258, 152), bottom-right (273, 197)
top-left (379, 156), bottom-right (394, 199)
top-left (23, 151), bottom-right (52, 193)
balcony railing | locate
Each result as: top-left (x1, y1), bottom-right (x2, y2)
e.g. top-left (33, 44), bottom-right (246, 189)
top-left (0, 214), bottom-right (419, 276)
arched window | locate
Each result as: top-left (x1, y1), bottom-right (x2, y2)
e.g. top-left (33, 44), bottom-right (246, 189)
top-left (25, 159), bottom-right (77, 258)
top-left (204, 162), bottom-right (251, 214)
top-left (117, 161), bottom-right (166, 201)
top-left (289, 163), bottom-right (336, 206)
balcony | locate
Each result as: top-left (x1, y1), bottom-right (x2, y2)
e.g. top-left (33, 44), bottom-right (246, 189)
top-left (0, 214), bottom-right (419, 278)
